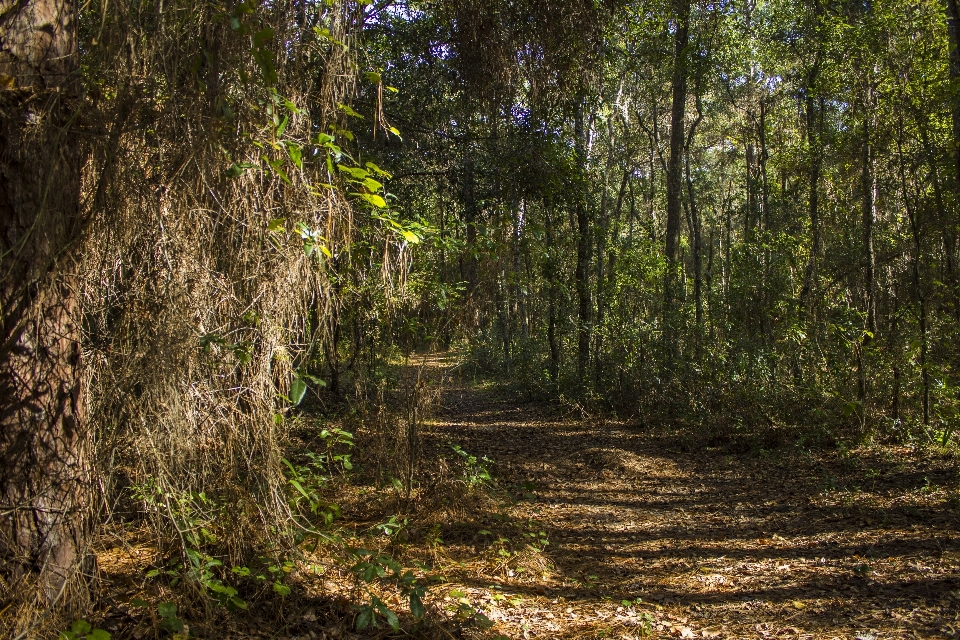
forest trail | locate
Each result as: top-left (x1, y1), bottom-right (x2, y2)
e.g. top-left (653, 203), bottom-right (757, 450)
top-left (415, 362), bottom-right (960, 640)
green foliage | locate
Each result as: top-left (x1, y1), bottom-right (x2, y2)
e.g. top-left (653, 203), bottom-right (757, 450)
top-left (59, 621), bottom-right (110, 640)
top-left (349, 546), bottom-right (430, 630)
top-left (450, 445), bottom-right (493, 487)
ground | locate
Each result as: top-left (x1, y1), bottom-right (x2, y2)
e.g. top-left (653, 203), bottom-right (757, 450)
top-left (95, 358), bottom-right (960, 639)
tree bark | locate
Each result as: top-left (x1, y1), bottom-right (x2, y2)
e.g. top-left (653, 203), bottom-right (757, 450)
top-left (574, 101), bottom-right (592, 382)
top-left (861, 84), bottom-right (877, 337)
top-left (945, 0), bottom-right (960, 189)
top-left (0, 0), bottom-right (89, 609)
top-left (664, 0), bottom-right (690, 267)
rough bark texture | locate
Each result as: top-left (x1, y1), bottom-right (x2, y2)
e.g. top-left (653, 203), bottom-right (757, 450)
top-left (0, 0), bottom-right (88, 610)
top-left (664, 0), bottom-right (689, 266)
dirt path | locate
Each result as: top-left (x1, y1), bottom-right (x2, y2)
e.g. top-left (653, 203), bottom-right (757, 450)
top-left (422, 372), bottom-right (960, 639)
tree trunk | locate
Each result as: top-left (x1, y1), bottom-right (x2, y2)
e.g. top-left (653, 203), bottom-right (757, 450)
top-left (574, 101), bottom-right (592, 382)
top-left (945, 0), bottom-right (960, 189)
top-left (0, 0), bottom-right (89, 610)
top-left (664, 0), bottom-right (690, 267)
top-left (862, 84), bottom-right (877, 337)
top-left (663, 0), bottom-right (690, 368)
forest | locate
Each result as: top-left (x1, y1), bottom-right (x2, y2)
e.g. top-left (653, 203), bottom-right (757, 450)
top-left (2, 0), bottom-right (960, 637)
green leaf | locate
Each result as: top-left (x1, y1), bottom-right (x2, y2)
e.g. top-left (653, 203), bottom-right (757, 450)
top-left (401, 229), bottom-right (420, 244)
top-left (71, 621), bottom-right (92, 635)
top-left (273, 581), bottom-right (291, 596)
top-left (410, 591), bottom-right (425, 619)
top-left (338, 165), bottom-right (369, 180)
top-left (287, 143), bottom-right (302, 170)
top-left (337, 103), bottom-right (364, 119)
top-left (227, 162), bottom-right (257, 178)
top-left (387, 126), bottom-right (402, 139)
top-left (267, 218), bottom-right (285, 233)
top-left (363, 71), bottom-right (382, 84)
top-left (157, 602), bottom-right (178, 618)
top-left (473, 612), bottom-right (494, 629)
top-left (364, 162), bottom-right (393, 178)
top-left (358, 193), bottom-right (387, 208)
top-left (355, 606), bottom-right (374, 630)
top-left (361, 177), bottom-right (383, 193)
top-left (290, 377), bottom-right (307, 405)
top-left (373, 598), bottom-right (400, 631)
top-left (88, 628), bottom-right (111, 640)
top-left (289, 478), bottom-right (310, 500)
top-left (129, 597), bottom-right (151, 607)
top-left (253, 27), bottom-right (274, 47)
top-left (361, 563), bottom-right (379, 582)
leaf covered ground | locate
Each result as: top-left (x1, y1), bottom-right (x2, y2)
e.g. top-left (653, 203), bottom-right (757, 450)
top-left (95, 360), bottom-right (960, 639)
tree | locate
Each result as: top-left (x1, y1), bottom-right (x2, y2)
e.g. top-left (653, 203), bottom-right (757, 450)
top-left (0, 0), bottom-right (90, 607)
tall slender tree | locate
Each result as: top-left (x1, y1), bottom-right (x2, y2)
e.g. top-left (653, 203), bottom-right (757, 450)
top-left (0, 0), bottom-right (89, 604)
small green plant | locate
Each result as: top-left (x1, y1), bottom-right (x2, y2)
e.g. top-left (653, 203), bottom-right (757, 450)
top-left (349, 548), bottom-right (428, 631)
top-left (638, 611), bottom-right (655, 637)
top-left (522, 518), bottom-right (549, 552)
top-left (157, 602), bottom-right (184, 634)
top-left (59, 621), bottom-right (110, 640)
top-left (450, 444), bottom-right (492, 486)
top-left (444, 590), bottom-right (494, 628)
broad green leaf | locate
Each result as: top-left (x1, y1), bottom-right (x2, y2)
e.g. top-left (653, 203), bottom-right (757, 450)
top-left (388, 126), bottom-right (402, 139)
top-left (273, 581), bottom-right (291, 596)
top-left (338, 165), bottom-right (369, 179)
top-left (363, 71), bottom-right (382, 84)
top-left (410, 592), bottom-right (425, 619)
top-left (71, 621), bottom-right (92, 635)
top-left (355, 606), bottom-right (373, 630)
top-left (337, 103), bottom-right (364, 119)
top-left (267, 218), bottom-right (285, 232)
top-left (290, 376), bottom-right (307, 405)
top-left (361, 177), bottom-right (383, 192)
top-left (365, 162), bottom-right (393, 178)
top-left (253, 27), bottom-right (274, 47)
top-left (358, 193), bottom-right (387, 208)
top-left (401, 229), bottom-right (420, 244)
top-left (286, 143), bottom-right (302, 170)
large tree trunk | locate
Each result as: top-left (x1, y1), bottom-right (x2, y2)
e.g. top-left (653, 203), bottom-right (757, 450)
top-left (664, 0), bottom-right (690, 267)
top-left (663, 0), bottom-right (690, 369)
top-left (0, 0), bottom-right (89, 611)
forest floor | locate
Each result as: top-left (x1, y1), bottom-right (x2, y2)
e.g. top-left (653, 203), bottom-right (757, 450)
top-left (95, 355), bottom-right (960, 639)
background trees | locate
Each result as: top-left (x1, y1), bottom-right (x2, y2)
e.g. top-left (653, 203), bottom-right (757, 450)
top-left (364, 0), bottom-right (960, 440)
